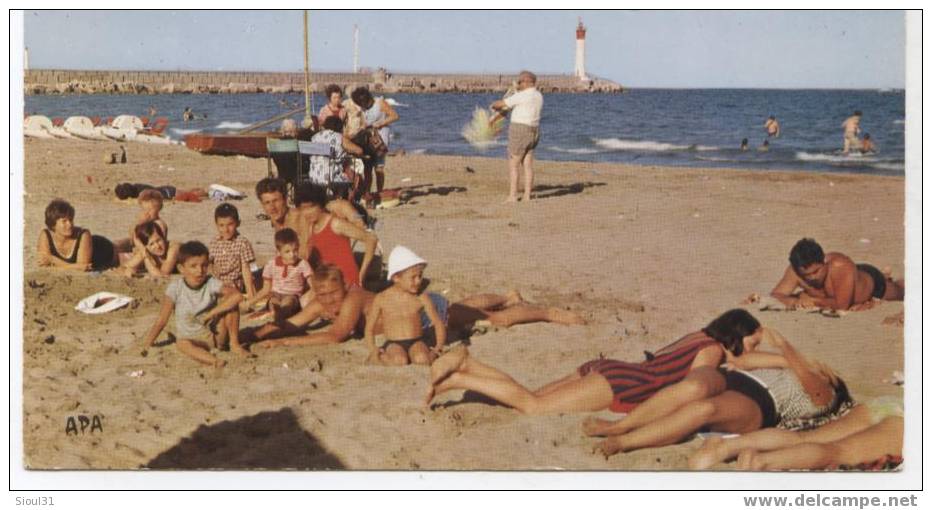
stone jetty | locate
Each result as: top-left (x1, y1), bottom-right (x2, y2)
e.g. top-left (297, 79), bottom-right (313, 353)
top-left (24, 69), bottom-right (623, 95)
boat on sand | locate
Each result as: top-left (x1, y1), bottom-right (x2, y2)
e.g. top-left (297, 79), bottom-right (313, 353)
top-left (24, 115), bottom-right (55, 139)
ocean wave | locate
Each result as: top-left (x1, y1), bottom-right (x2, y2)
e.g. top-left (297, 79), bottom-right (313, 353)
top-left (408, 148), bottom-right (427, 155)
top-left (893, 119), bottom-right (905, 125)
top-left (794, 151), bottom-right (901, 165)
top-left (593, 138), bottom-right (718, 152)
top-left (547, 145), bottom-right (601, 155)
top-left (170, 128), bottom-right (202, 136)
top-left (696, 156), bottom-right (739, 163)
top-left (869, 162), bottom-right (904, 172)
top-left (795, 151), bottom-right (865, 163)
top-left (215, 121), bottom-right (250, 130)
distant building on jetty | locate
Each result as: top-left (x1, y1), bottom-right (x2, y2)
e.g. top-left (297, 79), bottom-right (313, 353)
top-left (23, 69), bottom-right (622, 96)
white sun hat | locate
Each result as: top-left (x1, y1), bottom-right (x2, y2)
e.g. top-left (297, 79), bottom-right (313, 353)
top-left (75, 291), bottom-right (134, 314)
top-left (387, 245), bottom-right (427, 280)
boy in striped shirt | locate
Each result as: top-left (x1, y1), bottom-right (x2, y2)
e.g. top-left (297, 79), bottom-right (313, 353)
top-left (243, 228), bottom-right (312, 325)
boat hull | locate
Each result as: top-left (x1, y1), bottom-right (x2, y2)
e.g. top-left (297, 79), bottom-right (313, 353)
top-left (184, 133), bottom-right (274, 158)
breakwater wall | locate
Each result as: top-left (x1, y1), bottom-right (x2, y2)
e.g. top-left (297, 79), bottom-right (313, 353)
top-left (24, 69), bottom-right (622, 95)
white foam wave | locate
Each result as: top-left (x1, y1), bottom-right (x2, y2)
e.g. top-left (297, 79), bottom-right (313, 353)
top-left (408, 148), bottom-right (427, 155)
top-left (869, 162), bottom-right (904, 171)
top-left (548, 145), bottom-right (601, 155)
top-left (594, 138), bottom-right (687, 151)
top-left (893, 119), bottom-right (905, 125)
top-left (794, 151), bottom-right (892, 164)
top-left (696, 156), bottom-right (738, 162)
top-left (795, 151), bottom-right (854, 163)
top-left (593, 138), bottom-right (717, 152)
top-left (170, 128), bottom-right (202, 136)
top-left (215, 121), bottom-right (250, 130)
top-left (384, 98), bottom-right (409, 107)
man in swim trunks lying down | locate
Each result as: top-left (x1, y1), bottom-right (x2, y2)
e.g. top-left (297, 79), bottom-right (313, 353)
top-left (769, 238), bottom-right (904, 311)
top-left (246, 264), bottom-right (585, 350)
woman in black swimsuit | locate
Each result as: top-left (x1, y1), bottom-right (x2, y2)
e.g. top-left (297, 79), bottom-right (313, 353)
top-left (37, 199), bottom-right (117, 271)
top-left (586, 328), bottom-right (851, 458)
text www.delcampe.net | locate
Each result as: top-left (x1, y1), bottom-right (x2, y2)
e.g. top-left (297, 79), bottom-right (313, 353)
top-left (743, 494), bottom-right (918, 509)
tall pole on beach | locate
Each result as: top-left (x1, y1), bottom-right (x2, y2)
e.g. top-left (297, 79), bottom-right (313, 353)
top-left (353, 24), bottom-right (359, 73)
top-left (303, 10), bottom-right (313, 128)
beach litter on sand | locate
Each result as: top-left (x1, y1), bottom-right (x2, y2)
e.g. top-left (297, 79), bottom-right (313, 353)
top-left (462, 107), bottom-right (505, 150)
top-left (75, 292), bottom-right (134, 314)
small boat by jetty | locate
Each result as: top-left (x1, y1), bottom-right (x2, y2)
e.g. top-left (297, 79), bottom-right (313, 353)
top-left (100, 115), bottom-right (144, 140)
top-left (64, 116), bottom-right (109, 140)
top-left (184, 133), bottom-right (274, 157)
top-left (24, 115), bottom-right (56, 139)
top-left (26, 114), bottom-right (172, 144)
top-left (184, 106), bottom-right (307, 157)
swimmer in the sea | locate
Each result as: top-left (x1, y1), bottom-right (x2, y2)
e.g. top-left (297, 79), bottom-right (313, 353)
top-left (764, 116), bottom-right (781, 138)
top-left (860, 133), bottom-right (876, 154)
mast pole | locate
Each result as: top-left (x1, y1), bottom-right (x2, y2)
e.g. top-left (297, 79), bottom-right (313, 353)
top-left (303, 10), bottom-right (313, 128)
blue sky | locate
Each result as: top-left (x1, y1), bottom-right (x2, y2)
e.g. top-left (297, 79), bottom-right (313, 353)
top-left (23, 10), bottom-right (905, 88)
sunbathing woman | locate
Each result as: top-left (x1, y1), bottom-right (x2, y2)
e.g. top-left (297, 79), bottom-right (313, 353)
top-left (585, 327), bottom-right (851, 458)
top-left (119, 221), bottom-right (180, 278)
top-left (37, 199), bottom-right (120, 271)
top-left (425, 309), bottom-right (761, 415)
top-left (689, 395), bottom-right (902, 471)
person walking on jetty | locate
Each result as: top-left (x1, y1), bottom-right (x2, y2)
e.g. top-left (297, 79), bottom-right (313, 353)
top-left (491, 70), bottom-right (543, 203)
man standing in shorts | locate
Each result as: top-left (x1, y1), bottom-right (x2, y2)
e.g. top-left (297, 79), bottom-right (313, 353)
top-left (491, 70), bottom-right (543, 203)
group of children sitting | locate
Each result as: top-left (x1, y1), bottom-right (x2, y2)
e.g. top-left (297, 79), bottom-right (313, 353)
top-left (121, 181), bottom-right (450, 368)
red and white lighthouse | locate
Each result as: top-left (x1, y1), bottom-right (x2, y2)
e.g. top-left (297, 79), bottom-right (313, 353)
top-left (574, 18), bottom-right (588, 81)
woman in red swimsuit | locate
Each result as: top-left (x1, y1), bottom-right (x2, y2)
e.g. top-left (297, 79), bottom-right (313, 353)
top-left (302, 186), bottom-right (378, 288)
top-left (426, 309), bottom-right (762, 415)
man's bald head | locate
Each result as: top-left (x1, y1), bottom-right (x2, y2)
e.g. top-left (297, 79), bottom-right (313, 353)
top-left (518, 70), bottom-right (537, 85)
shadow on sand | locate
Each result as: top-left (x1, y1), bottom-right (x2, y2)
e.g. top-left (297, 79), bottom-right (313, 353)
top-left (430, 390), bottom-right (510, 411)
top-left (402, 184), bottom-right (468, 201)
top-left (145, 407), bottom-right (345, 469)
top-left (531, 181), bottom-right (607, 199)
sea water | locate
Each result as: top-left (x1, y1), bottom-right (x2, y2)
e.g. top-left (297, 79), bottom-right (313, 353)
top-left (25, 88), bottom-right (905, 176)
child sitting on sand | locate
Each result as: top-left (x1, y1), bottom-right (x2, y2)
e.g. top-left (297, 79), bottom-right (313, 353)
top-left (209, 203), bottom-right (257, 298)
top-left (243, 228), bottom-right (313, 325)
top-left (365, 246), bottom-right (447, 366)
top-left (140, 241), bottom-right (247, 366)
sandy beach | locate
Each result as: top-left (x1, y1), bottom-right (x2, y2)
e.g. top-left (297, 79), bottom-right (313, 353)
top-left (20, 138), bottom-right (904, 470)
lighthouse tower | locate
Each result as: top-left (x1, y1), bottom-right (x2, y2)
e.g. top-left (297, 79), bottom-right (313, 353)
top-left (574, 18), bottom-right (588, 81)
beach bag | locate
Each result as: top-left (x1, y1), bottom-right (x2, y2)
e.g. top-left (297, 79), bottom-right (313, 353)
top-left (352, 127), bottom-right (388, 159)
